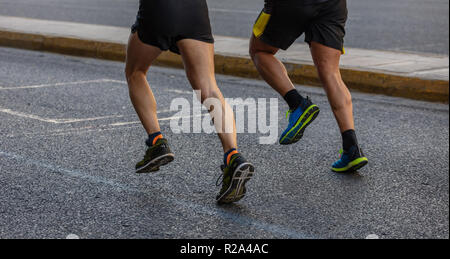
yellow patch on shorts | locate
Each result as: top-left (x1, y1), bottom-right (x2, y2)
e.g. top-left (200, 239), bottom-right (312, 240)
top-left (253, 12), bottom-right (271, 38)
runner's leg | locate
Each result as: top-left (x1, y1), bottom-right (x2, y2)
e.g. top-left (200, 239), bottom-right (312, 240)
top-left (177, 39), bottom-right (237, 153)
top-left (310, 41), bottom-right (354, 132)
top-left (310, 41), bottom-right (368, 172)
top-left (250, 34), bottom-right (319, 145)
top-left (125, 32), bottom-right (162, 135)
top-left (126, 33), bottom-right (174, 174)
top-left (177, 39), bottom-right (254, 204)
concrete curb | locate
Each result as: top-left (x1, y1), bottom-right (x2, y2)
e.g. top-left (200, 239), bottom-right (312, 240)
top-left (0, 29), bottom-right (448, 103)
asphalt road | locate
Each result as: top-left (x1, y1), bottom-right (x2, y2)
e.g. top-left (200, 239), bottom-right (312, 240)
top-left (0, 47), bottom-right (448, 239)
top-left (0, 0), bottom-right (448, 55)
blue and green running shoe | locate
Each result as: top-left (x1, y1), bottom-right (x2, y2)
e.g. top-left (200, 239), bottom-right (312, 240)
top-left (332, 146), bottom-right (368, 173)
top-left (279, 97), bottom-right (320, 145)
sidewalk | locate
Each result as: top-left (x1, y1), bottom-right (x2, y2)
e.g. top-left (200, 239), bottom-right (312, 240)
top-left (0, 15), bottom-right (448, 102)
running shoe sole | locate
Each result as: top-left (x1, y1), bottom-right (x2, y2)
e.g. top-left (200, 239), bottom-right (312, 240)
top-left (332, 157), bottom-right (368, 173)
top-left (280, 105), bottom-right (320, 145)
top-left (217, 163), bottom-right (255, 204)
top-left (136, 153), bottom-right (175, 174)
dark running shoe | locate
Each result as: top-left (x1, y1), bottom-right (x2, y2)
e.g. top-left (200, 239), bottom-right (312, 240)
top-left (135, 138), bottom-right (174, 174)
top-left (216, 153), bottom-right (255, 204)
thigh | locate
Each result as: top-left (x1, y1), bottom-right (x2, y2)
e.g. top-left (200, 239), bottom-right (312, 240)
top-left (310, 41), bottom-right (341, 75)
top-left (249, 34), bottom-right (280, 55)
top-left (125, 32), bottom-right (162, 74)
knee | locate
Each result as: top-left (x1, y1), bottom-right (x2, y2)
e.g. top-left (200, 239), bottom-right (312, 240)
top-left (319, 71), bottom-right (341, 86)
top-left (250, 49), bottom-right (273, 65)
top-left (199, 87), bottom-right (221, 104)
top-left (316, 62), bottom-right (342, 86)
top-left (249, 37), bottom-right (277, 60)
top-left (317, 70), bottom-right (352, 108)
top-left (249, 45), bottom-right (258, 61)
top-left (249, 45), bottom-right (274, 63)
top-left (125, 67), bottom-right (146, 86)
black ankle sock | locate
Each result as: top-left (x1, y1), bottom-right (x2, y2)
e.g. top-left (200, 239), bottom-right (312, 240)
top-left (146, 131), bottom-right (162, 147)
top-left (283, 89), bottom-right (305, 111)
top-left (342, 129), bottom-right (358, 152)
top-left (224, 148), bottom-right (238, 166)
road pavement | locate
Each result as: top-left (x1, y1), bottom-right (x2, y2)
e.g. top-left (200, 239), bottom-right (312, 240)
top-left (0, 47), bottom-right (448, 239)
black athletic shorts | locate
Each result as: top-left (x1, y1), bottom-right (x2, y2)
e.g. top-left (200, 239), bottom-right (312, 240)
top-left (253, 0), bottom-right (348, 53)
top-left (131, 0), bottom-right (214, 55)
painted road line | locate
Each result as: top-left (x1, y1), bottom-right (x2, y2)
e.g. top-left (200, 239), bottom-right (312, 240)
top-left (0, 149), bottom-right (312, 239)
top-left (6, 124), bottom-right (142, 138)
top-left (40, 125), bottom-right (142, 137)
top-left (0, 79), bottom-right (125, 90)
top-left (165, 89), bottom-right (193, 95)
top-left (0, 107), bottom-right (124, 124)
top-left (5, 112), bottom-right (186, 138)
top-left (109, 112), bottom-right (207, 127)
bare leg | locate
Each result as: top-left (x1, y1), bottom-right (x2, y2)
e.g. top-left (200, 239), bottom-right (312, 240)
top-left (249, 35), bottom-right (296, 96)
top-left (125, 33), bottom-right (162, 134)
top-left (310, 41), bottom-right (354, 132)
top-left (177, 39), bottom-right (237, 152)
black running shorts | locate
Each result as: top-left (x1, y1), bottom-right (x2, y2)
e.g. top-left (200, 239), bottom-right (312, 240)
top-left (131, 0), bottom-right (214, 54)
top-left (253, 0), bottom-right (348, 53)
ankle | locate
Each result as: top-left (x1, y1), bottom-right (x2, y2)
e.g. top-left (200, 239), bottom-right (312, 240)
top-left (283, 89), bottom-right (305, 111)
top-left (224, 148), bottom-right (238, 165)
top-left (342, 129), bottom-right (358, 152)
top-left (146, 132), bottom-right (163, 147)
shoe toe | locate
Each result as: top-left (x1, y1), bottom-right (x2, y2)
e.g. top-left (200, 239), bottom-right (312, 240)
top-left (279, 128), bottom-right (292, 144)
top-left (332, 159), bottom-right (345, 169)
